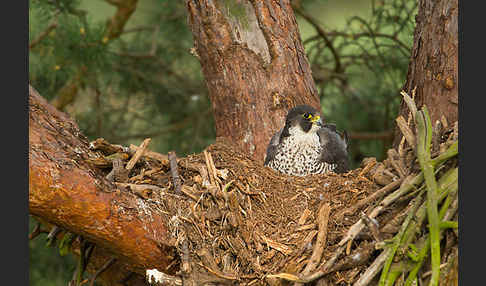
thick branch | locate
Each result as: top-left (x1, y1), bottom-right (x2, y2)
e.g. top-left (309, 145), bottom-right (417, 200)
top-left (29, 86), bottom-right (175, 275)
top-left (104, 0), bottom-right (139, 41)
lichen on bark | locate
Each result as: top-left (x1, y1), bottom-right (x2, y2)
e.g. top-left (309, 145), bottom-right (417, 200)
top-left (216, 0), bottom-right (271, 64)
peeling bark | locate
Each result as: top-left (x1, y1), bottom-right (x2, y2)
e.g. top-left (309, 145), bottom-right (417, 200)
top-left (394, 0), bottom-right (458, 147)
top-left (29, 86), bottom-right (176, 279)
top-left (186, 0), bottom-right (320, 162)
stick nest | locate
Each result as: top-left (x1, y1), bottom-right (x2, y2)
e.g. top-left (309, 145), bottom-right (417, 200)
top-left (89, 98), bottom-right (458, 286)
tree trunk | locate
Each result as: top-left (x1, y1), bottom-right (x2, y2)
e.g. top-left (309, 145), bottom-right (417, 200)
top-left (29, 86), bottom-right (176, 285)
top-left (394, 0), bottom-right (458, 147)
top-left (186, 0), bottom-right (320, 162)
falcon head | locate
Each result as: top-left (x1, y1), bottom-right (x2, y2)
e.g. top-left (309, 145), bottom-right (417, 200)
top-left (281, 105), bottom-right (323, 137)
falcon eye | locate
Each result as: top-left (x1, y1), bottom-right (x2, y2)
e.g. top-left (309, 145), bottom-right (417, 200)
top-left (303, 113), bottom-right (312, 119)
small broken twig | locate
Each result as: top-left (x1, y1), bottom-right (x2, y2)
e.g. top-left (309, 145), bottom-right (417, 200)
top-left (335, 178), bottom-right (404, 220)
top-left (396, 115), bottom-right (416, 150)
top-left (125, 138), bottom-right (151, 171)
top-left (168, 151), bottom-right (182, 195)
top-left (89, 257), bottom-right (117, 286)
top-left (299, 203), bottom-right (331, 278)
top-left (360, 212), bottom-right (382, 242)
top-left (30, 22), bottom-right (58, 50)
top-left (353, 248), bottom-right (392, 286)
top-left (29, 222), bottom-right (44, 240)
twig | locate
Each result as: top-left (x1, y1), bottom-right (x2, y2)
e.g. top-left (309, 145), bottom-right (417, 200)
top-left (89, 138), bottom-right (130, 155)
top-left (335, 178), bottom-right (404, 220)
top-left (422, 263), bottom-right (448, 278)
top-left (125, 138), bottom-right (151, 170)
top-left (403, 191), bottom-right (458, 286)
top-left (360, 212), bottom-right (382, 242)
top-left (432, 120), bottom-right (443, 154)
top-left (129, 144), bottom-right (169, 165)
top-left (114, 182), bottom-right (165, 193)
top-left (72, 237), bottom-right (88, 286)
top-left (396, 115), bottom-right (416, 150)
top-left (180, 233), bottom-right (191, 276)
top-left (431, 141), bottom-right (458, 167)
top-left (29, 222), bottom-right (42, 240)
top-left (168, 151), bottom-right (182, 195)
top-left (106, 158), bottom-right (129, 182)
top-left (104, 0), bottom-right (139, 41)
top-left (400, 90), bottom-right (418, 123)
top-left (378, 190), bottom-right (424, 286)
top-left (398, 168), bottom-right (457, 256)
top-left (328, 242), bottom-right (375, 273)
top-left (29, 22), bottom-right (58, 50)
top-left (297, 245), bottom-right (345, 282)
top-left (46, 225), bottom-right (62, 246)
top-left (299, 203), bottom-right (331, 280)
top-left (293, 6), bottom-right (342, 73)
top-left (180, 185), bottom-right (200, 202)
top-left (279, 172), bottom-right (424, 284)
top-left (358, 159), bottom-right (377, 177)
top-left (203, 150), bottom-right (221, 186)
top-left (259, 233), bottom-right (292, 255)
top-left (353, 248), bottom-right (392, 286)
top-left (197, 262), bottom-right (239, 281)
top-left (89, 257), bottom-right (117, 286)
top-left (399, 88), bottom-right (417, 158)
top-left (203, 150), bottom-right (215, 186)
top-left (387, 149), bottom-right (407, 178)
top-left (298, 208), bottom-right (312, 225)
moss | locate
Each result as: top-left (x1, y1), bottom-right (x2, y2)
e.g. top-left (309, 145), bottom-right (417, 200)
top-left (218, 0), bottom-right (250, 30)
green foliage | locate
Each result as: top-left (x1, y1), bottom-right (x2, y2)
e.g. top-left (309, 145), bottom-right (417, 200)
top-left (298, 0), bottom-right (417, 166)
top-left (59, 232), bottom-right (76, 256)
top-left (29, 218), bottom-right (77, 286)
top-left (30, 0), bottom-right (213, 156)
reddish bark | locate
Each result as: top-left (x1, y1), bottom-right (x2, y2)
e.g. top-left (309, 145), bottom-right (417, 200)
top-left (394, 0), bottom-right (458, 146)
top-left (186, 0), bottom-right (320, 162)
top-left (29, 86), bottom-right (176, 277)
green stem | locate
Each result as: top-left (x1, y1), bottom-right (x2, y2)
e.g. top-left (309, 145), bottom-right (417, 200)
top-left (431, 141), bottom-right (458, 167)
top-left (400, 167), bottom-right (457, 253)
top-left (404, 236), bottom-right (430, 286)
top-left (378, 190), bottom-right (424, 286)
top-left (416, 107), bottom-right (441, 286)
top-left (385, 267), bottom-right (402, 286)
top-left (404, 168), bottom-right (458, 286)
top-left (439, 221), bottom-right (458, 229)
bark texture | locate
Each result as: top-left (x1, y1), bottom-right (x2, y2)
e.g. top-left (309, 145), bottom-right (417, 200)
top-left (395, 0), bottom-right (458, 146)
top-left (29, 85), bottom-right (176, 281)
top-left (186, 0), bottom-right (320, 163)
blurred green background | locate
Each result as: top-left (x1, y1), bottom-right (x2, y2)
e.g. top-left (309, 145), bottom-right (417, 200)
top-left (29, 0), bottom-right (417, 284)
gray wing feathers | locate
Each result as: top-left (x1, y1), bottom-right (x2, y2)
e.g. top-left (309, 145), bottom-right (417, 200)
top-left (317, 126), bottom-right (349, 173)
top-left (264, 129), bottom-right (283, 166)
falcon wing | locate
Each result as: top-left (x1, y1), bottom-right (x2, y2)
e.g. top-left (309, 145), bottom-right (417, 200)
top-left (317, 126), bottom-right (350, 173)
top-left (264, 128), bottom-right (283, 166)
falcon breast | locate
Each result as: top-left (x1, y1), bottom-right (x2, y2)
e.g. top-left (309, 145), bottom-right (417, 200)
top-left (264, 105), bottom-right (349, 176)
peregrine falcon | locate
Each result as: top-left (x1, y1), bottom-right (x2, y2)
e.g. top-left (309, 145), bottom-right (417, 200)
top-left (264, 105), bottom-right (349, 176)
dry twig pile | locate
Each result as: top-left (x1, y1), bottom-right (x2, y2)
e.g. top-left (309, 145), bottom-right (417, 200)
top-left (36, 91), bottom-right (458, 286)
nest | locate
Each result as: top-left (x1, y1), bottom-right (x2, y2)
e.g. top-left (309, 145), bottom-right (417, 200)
top-left (88, 93), bottom-right (458, 286)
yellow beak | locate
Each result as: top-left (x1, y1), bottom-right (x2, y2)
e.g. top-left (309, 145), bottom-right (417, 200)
top-left (311, 115), bottom-right (322, 125)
